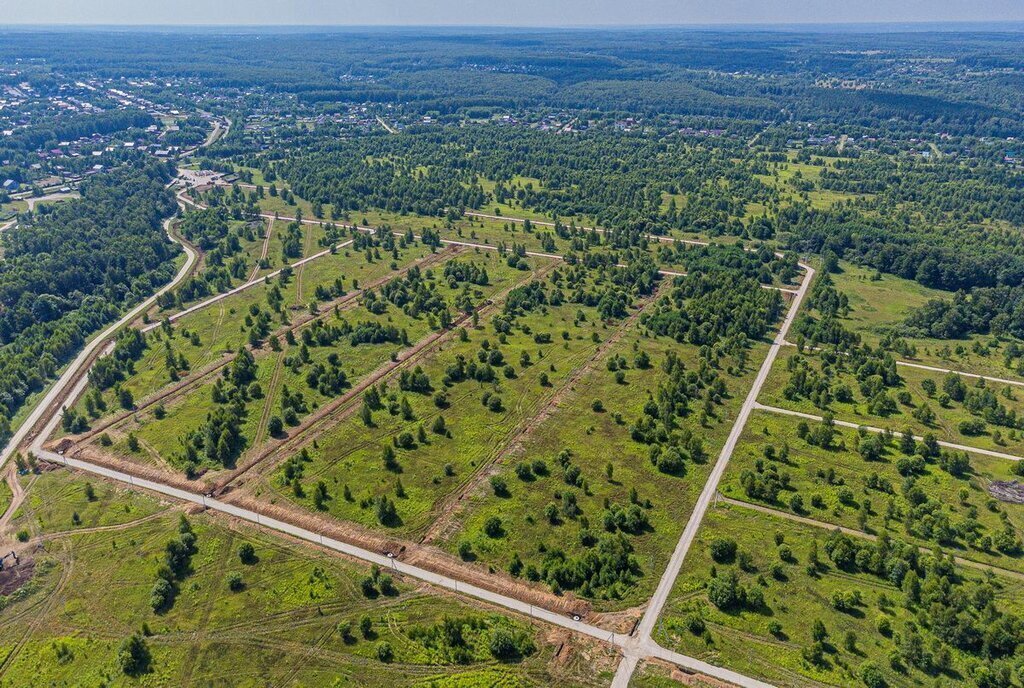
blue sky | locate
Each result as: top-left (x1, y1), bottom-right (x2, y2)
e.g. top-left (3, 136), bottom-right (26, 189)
top-left (4, 0), bottom-right (1024, 27)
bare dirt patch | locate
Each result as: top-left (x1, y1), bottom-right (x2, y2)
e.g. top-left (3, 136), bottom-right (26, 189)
top-left (0, 556), bottom-right (34, 596)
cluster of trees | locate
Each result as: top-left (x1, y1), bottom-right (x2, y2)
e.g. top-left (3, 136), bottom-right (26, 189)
top-left (406, 615), bottom-right (536, 664)
top-left (703, 526), bottom-right (1024, 684)
top-left (817, 531), bottom-right (1024, 677)
top-left (820, 155), bottom-right (1024, 228)
top-left (905, 287), bottom-right (1024, 340)
top-left (784, 205), bottom-right (1024, 294)
top-left (266, 126), bottom-right (780, 235)
top-left (642, 274), bottom-right (783, 351)
top-left (177, 348), bottom-right (257, 470)
top-left (629, 350), bottom-right (715, 469)
top-left (149, 516), bottom-right (198, 613)
top-left (745, 418), bottom-right (1023, 556)
top-left (377, 265), bottom-right (452, 324)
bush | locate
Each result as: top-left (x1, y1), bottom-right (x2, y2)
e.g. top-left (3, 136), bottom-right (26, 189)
top-left (227, 571), bottom-right (244, 592)
top-left (149, 578), bottom-right (173, 612)
top-left (376, 641), bottom-right (394, 663)
top-left (489, 476), bottom-right (509, 497)
top-left (268, 415), bottom-right (284, 436)
top-left (859, 662), bottom-right (887, 688)
top-left (958, 419), bottom-right (986, 436)
top-left (709, 537), bottom-right (737, 563)
top-left (707, 571), bottom-right (743, 610)
top-left (488, 627), bottom-right (534, 661)
top-left (238, 542), bottom-right (257, 565)
top-left (116, 634), bottom-right (151, 676)
top-left (483, 516), bottom-right (504, 538)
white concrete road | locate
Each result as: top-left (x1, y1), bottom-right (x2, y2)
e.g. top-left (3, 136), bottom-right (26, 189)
top-left (894, 359), bottom-right (1024, 389)
top-left (31, 441), bottom-right (774, 688)
top-left (754, 402), bottom-right (1024, 462)
top-left (31, 446), bottom-right (625, 649)
top-left (611, 259), bottom-right (815, 688)
top-left (781, 340), bottom-right (1024, 390)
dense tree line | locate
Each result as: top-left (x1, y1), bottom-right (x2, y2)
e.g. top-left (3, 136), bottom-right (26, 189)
top-left (0, 163), bottom-right (177, 442)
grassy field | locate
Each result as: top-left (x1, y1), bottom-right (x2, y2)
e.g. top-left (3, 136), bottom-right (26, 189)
top-left (751, 155), bottom-right (868, 217)
top-left (440, 324), bottom-right (768, 612)
top-left (761, 348), bottom-right (1024, 457)
top-left (257, 262), bottom-right (614, 535)
top-left (71, 239), bottom-right (438, 426)
top-left (101, 252), bottom-right (538, 476)
top-left (722, 409), bottom-right (1024, 573)
top-left (0, 479), bottom-right (11, 520)
top-left (829, 262), bottom-right (1024, 381)
top-left (658, 506), bottom-right (1024, 688)
top-left (0, 470), bottom-right (614, 687)
top-left (6, 469), bottom-right (165, 540)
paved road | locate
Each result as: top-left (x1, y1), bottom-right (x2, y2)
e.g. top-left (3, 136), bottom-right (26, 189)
top-left (893, 359), bottom-right (1024, 389)
top-left (34, 443), bottom-right (626, 633)
top-left (32, 436), bottom-right (776, 688)
top-left (25, 192), bottom-right (79, 210)
top-left (611, 259), bottom-right (815, 688)
top-left (781, 341), bottom-right (1024, 390)
top-left (754, 402), bottom-right (1024, 462)
top-left (0, 216), bottom-right (198, 470)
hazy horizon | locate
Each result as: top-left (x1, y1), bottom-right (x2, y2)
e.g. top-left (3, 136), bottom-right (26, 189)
top-left (3, 0), bottom-right (1023, 28)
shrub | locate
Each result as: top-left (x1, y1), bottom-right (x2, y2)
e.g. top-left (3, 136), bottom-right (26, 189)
top-left (490, 476), bottom-right (509, 497)
top-left (483, 516), bottom-right (504, 538)
top-left (709, 537), bottom-right (737, 563)
top-left (116, 634), bottom-right (152, 676)
top-left (268, 415), bottom-right (284, 435)
top-left (859, 662), bottom-right (886, 688)
top-left (707, 571), bottom-right (743, 609)
top-left (149, 578), bottom-right (173, 612)
top-left (238, 542), bottom-right (257, 565)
